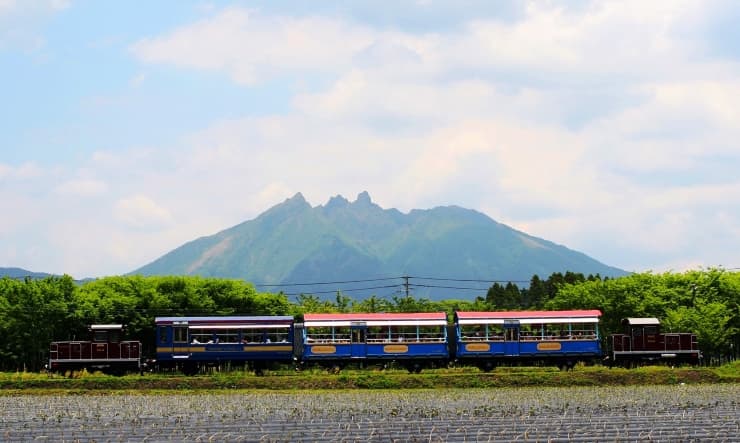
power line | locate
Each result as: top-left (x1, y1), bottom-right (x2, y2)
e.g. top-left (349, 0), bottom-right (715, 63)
top-left (281, 284), bottom-right (402, 296)
top-left (411, 283), bottom-right (491, 292)
top-left (253, 276), bottom-right (401, 287)
top-left (410, 275), bottom-right (530, 284)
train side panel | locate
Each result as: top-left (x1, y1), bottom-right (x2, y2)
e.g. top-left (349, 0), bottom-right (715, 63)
top-left (155, 316), bottom-right (294, 375)
top-left (301, 313), bottom-right (449, 372)
top-left (454, 310), bottom-right (603, 371)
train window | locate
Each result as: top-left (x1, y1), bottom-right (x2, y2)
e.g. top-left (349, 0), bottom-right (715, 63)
top-left (265, 327), bottom-right (290, 343)
top-left (158, 328), bottom-right (167, 344)
top-left (352, 329), bottom-right (366, 344)
top-left (505, 328), bottom-right (519, 341)
top-left (391, 326), bottom-right (418, 342)
top-left (305, 326), bottom-right (330, 343)
top-left (520, 325), bottom-right (540, 340)
top-left (93, 330), bottom-right (108, 342)
top-left (644, 326), bottom-right (658, 335)
top-left (305, 326), bottom-right (350, 343)
top-left (189, 328), bottom-right (213, 344)
top-left (240, 329), bottom-right (263, 343)
top-left (419, 326), bottom-right (445, 342)
top-left (368, 326), bottom-right (390, 342)
top-left (332, 327), bottom-right (351, 343)
top-left (215, 330), bottom-right (239, 343)
top-left (174, 326), bottom-right (188, 343)
top-left (460, 325), bottom-right (485, 340)
top-left (632, 327), bottom-right (642, 337)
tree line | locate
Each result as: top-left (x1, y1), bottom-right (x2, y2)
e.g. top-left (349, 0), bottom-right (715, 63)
top-left (0, 269), bottom-right (737, 371)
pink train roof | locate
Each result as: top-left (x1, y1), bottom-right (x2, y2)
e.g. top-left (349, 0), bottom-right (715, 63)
top-left (455, 310), bottom-right (602, 319)
top-left (304, 312), bottom-right (447, 321)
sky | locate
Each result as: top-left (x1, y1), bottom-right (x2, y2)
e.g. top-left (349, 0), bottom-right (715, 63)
top-left (1, 0), bottom-right (739, 279)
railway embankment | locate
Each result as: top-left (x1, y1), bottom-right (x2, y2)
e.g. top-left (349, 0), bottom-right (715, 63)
top-left (1, 362), bottom-right (738, 392)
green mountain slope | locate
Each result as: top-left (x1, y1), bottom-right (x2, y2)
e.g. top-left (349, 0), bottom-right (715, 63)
top-left (132, 192), bottom-right (628, 300)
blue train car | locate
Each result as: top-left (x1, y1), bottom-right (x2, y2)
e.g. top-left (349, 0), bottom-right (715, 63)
top-left (301, 312), bottom-right (449, 373)
top-left (155, 316), bottom-right (294, 375)
top-left (454, 310), bottom-right (602, 371)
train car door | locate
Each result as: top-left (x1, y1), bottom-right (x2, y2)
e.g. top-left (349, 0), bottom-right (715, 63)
top-left (350, 322), bottom-right (367, 358)
top-left (171, 321), bottom-right (190, 358)
top-left (631, 325), bottom-right (644, 351)
top-left (504, 320), bottom-right (520, 356)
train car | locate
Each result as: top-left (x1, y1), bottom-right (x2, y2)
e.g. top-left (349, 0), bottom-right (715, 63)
top-left (300, 312), bottom-right (449, 373)
top-left (154, 316), bottom-right (294, 375)
top-left (608, 317), bottom-right (701, 367)
top-left (454, 310), bottom-right (603, 371)
top-left (48, 324), bottom-right (142, 375)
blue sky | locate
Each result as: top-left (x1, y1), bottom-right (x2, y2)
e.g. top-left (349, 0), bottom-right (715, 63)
top-left (1, 0), bottom-right (739, 278)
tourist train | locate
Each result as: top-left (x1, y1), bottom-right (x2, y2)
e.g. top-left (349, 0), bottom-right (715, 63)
top-left (47, 310), bottom-right (701, 375)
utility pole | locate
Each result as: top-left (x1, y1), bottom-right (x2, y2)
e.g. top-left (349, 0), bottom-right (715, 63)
top-left (403, 275), bottom-right (410, 298)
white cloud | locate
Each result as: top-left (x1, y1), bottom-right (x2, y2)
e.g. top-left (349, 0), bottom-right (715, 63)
top-left (0, 0), bottom-right (69, 51)
top-left (130, 7), bottom-right (376, 85)
top-left (6, 1), bottom-right (740, 278)
top-left (0, 162), bottom-right (44, 179)
top-left (114, 195), bottom-right (173, 230)
top-left (0, 0), bottom-right (17, 15)
top-left (54, 178), bottom-right (108, 196)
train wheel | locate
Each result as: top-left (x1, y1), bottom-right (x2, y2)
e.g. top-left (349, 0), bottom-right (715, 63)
top-left (406, 363), bottom-right (422, 374)
top-left (479, 361), bottom-right (495, 373)
top-left (182, 363), bottom-right (198, 376)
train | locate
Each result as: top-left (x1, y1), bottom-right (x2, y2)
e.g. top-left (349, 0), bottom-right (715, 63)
top-left (47, 310), bottom-right (702, 375)
top-left (47, 324), bottom-right (143, 375)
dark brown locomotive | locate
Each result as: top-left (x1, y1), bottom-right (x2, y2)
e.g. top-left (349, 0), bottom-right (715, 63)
top-left (48, 324), bottom-right (142, 375)
top-left (608, 318), bottom-right (701, 367)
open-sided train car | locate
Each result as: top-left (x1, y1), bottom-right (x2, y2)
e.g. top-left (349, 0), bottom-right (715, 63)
top-left (608, 317), bottom-right (701, 367)
top-left (48, 324), bottom-right (142, 375)
top-left (154, 316), bottom-right (294, 375)
top-left (454, 310), bottom-right (603, 371)
top-left (299, 312), bottom-right (449, 373)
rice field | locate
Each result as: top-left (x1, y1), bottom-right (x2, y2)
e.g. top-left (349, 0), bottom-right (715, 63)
top-left (1, 384), bottom-right (738, 442)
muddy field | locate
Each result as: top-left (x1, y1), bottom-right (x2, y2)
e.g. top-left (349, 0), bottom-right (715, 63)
top-left (1, 385), bottom-right (738, 441)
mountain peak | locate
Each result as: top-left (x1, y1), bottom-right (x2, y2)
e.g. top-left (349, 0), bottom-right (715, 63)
top-left (326, 194), bottom-right (349, 207)
top-left (355, 191), bottom-right (372, 205)
top-left (287, 192), bottom-right (307, 203)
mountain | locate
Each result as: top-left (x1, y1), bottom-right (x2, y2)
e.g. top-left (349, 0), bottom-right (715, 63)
top-left (0, 267), bottom-right (55, 280)
top-left (132, 192), bottom-right (628, 300)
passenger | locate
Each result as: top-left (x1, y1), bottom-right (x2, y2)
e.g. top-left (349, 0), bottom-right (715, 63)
top-left (191, 337), bottom-right (200, 344)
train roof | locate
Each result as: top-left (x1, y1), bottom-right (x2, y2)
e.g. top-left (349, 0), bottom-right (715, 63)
top-left (303, 312), bottom-right (447, 327)
top-left (455, 310), bottom-right (602, 325)
top-left (623, 317), bottom-right (661, 326)
top-left (155, 316), bottom-right (294, 328)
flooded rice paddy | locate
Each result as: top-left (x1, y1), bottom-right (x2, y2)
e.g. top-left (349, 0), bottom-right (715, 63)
top-left (1, 384), bottom-right (738, 442)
